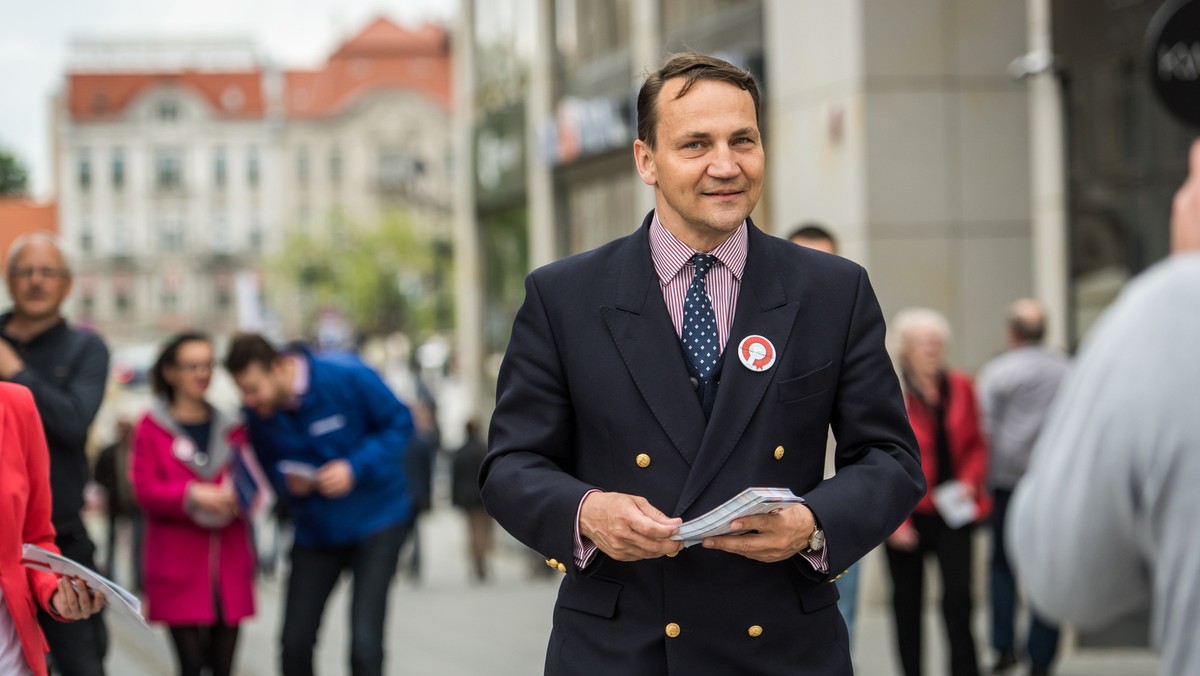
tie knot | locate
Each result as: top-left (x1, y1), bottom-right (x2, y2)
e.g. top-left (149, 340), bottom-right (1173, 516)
top-left (692, 254), bottom-right (716, 280)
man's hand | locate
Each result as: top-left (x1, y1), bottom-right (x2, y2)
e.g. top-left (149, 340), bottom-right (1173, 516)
top-left (50, 577), bottom-right (106, 621)
top-left (887, 522), bottom-right (920, 552)
top-left (579, 492), bottom-right (683, 561)
top-left (702, 503), bottom-right (815, 563)
top-left (0, 340), bottom-right (23, 380)
top-left (1172, 138), bottom-right (1200, 254)
top-left (315, 459), bottom-right (355, 498)
top-left (285, 473), bottom-right (315, 497)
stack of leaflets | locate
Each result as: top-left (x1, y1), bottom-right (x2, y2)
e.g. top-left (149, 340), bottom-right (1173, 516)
top-left (21, 544), bottom-right (148, 631)
top-left (671, 487), bottom-right (805, 547)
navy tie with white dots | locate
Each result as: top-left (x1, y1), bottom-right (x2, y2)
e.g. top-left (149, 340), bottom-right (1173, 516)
top-left (682, 253), bottom-right (720, 382)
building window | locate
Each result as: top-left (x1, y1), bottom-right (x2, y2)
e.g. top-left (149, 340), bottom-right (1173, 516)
top-left (249, 223), bottom-right (263, 251)
top-left (296, 147), bottom-right (310, 186)
top-left (79, 222), bottom-right (93, 254)
top-left (155, 148), bottom-right (184, 191)
top-left (116, 292), bottom-right (132, 315)
top-left (158, 100), bottom-right (180, 122)
top-left (159, 216), bottom-right (185, 252)
top-left (211, 212), bottom-right (229, 252)
top-left (216, 286), bottom-right (233, 310)
top-left (111, 148), bottom-right (125, 191)
top-left (247, 146), bottom-right (260, 188)
top-left (378, 149), bottom-right (419, 193)
top-left (329, 147), bottom-right (342, 186)
top-left (80, 294), bottom-right (95, 318)
top-left (78, 149), bottom-right (91, 191)
top-left (161, 289), bottom-right (178, 314)
top-left (213, 147), bottom-right (227, 189)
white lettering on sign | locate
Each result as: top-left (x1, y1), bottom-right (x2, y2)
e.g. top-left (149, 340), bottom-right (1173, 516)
top-left (1158, 42), bottom-right (1200, 81)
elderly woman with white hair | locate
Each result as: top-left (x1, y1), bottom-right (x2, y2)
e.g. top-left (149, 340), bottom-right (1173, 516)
top-left (884, 308), bottom-right (989, 676)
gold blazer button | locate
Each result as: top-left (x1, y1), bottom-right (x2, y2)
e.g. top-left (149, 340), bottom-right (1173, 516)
top-left (665, 623), bottom-right (681, 638)
top-left (773, 445), bottom-right (785, 460)
top-left (636, 453), bottom-right (651, 468)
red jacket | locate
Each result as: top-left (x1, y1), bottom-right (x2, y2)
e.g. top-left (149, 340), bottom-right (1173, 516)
top-left (131, 408), bottom-right (255, 626)
top-left (0, 383), bottom-right (65, 676)
top-left (903, 370), bottom-right (991, 523)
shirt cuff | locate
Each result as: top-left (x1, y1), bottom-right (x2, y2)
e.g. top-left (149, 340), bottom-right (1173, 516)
top-left (573, 489), bottom-right (602, 569)
top-left (798, 545), bottom-right (829, 573)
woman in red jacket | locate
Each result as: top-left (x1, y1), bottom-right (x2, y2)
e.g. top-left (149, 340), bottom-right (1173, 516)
top-left (131, 333), bottom-right (255, 676)
top-left (885, 309), bottom-right (990, 676)
top-left (0, 382), bottom-right (104, 676)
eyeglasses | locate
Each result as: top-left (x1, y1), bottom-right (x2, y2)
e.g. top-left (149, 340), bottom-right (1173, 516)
top-left (10, 266), bottom-right (70, 280)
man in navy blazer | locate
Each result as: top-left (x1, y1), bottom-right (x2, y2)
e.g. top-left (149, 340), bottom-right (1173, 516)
top-left (481, 53), bottom-right (924, 675)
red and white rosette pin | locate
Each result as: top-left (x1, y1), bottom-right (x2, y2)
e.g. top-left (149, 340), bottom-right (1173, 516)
top-left (738, 335), bottom-right (776, 372)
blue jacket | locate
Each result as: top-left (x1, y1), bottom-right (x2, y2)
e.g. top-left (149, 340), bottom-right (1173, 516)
top-left (245, 349), bottom-right (413, 547)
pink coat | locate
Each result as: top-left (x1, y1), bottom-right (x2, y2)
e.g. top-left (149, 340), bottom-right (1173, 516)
top-left (130, 408), bottom-right (255, 626)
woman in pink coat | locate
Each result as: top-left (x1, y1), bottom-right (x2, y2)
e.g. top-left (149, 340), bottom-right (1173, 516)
top-left (131, 332), bottom-right (255, 676)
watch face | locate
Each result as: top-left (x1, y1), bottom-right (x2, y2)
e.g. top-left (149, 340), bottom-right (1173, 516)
top-left (809, 529), bottom-right (825, 551)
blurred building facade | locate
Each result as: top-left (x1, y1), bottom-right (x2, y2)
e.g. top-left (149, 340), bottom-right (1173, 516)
top-left (0, 198), bottom-right (58, 309)
top-left (55, 17), bottom-right (452, 345)
top-left (453, 0), bottom-right (1192, 424)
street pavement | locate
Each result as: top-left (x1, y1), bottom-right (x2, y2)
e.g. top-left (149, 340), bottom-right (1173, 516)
top-left (102, 506), bottom-right (1160, 675)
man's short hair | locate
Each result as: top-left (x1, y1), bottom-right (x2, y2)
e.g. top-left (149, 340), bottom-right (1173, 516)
top-left (1007, 299), bottom-right (1047, 343)
top-left (224, 333), bottom-right (280, 375)
top-left (787, 223), bottom-right (838, 247)
top-left (5, 231), bottom-right (73, 276)
top-left (637, 52), bottom-right (762, 149)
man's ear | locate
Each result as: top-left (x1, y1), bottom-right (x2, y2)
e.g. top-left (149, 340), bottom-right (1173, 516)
top-left (634, 139), bottom-right (657, 187)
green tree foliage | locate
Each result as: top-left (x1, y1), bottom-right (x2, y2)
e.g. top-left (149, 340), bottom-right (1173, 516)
top-left (0, 147), bottom-right (30, 196)
top-left (270, 211), bottom-right (454, 341)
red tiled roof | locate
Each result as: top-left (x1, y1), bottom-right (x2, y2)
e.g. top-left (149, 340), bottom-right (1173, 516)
top-left (0, 199), bottom-right (58, 259)
top-left (284, 17), bottom-right (452, 118)
top-left (68, 71), bottom-right (265, 122)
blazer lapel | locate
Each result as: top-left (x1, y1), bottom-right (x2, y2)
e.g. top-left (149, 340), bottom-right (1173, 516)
top-left (601, 216), bottom-right (707, 465)
top-left (674, 224), bottom-right (800, 516)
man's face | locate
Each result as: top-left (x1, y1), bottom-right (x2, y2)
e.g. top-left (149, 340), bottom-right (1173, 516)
top-left (232, 362), bottom-right (287, 417)
top-left (6, 240), bottom-right (72, 322)
top-left (634, 77), bottom-right (764, 251)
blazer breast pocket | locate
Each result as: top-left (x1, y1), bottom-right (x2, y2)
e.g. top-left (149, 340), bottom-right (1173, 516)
top-left (776, 362), bottom-right (835, 404)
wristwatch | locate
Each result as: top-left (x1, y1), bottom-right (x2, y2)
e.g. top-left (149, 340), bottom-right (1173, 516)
top-left (806, 527), bottom-right (825, 552)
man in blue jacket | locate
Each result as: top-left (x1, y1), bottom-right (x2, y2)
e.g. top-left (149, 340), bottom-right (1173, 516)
top-left (225, 333), bottom-right (413, 676)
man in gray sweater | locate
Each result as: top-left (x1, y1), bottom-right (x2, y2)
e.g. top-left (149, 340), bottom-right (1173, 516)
top-left (976, 299), bottom-right (1068, 675)
top-left (1010, 138), bottom-right (1200, 676)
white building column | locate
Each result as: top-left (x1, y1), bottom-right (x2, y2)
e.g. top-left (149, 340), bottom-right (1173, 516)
top-left (526, 0), bottom-right (556, 269)
top-left (453, 1), bottom-right (484, 418)
top-left (1026, 0), bottom-right (1070, 349)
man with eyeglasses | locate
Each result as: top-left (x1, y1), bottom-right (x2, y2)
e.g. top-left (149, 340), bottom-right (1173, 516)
top-left (2, 232), bottom-right (110, 676)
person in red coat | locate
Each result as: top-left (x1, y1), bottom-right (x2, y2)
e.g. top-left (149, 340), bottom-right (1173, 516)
top-left (885, 308), bottom-right (990, 676)
top-left (131, 333), bottom-right (255, 676)
top-left (0, 382), bottom-right (106, 676)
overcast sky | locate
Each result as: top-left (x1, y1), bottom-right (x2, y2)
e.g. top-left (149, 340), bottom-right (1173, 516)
top-left (0, 0), bottom-right (456, 199)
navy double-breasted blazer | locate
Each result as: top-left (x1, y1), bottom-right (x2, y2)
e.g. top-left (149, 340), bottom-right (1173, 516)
top-left (481, 213), bottom-right (924, 675)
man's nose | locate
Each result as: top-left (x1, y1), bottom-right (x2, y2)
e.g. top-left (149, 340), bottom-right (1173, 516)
top-left (707, 144), bottom-right (740, 178)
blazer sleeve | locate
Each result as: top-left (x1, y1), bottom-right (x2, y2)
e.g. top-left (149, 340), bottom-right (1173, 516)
top-left (12, 386), bottom-right (62, 613)
top-left (801, 267), bottom-right (926, 573)
top-left (480, 273), bottom-right (597, 570)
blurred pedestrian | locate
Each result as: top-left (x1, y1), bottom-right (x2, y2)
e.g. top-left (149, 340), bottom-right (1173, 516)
top-left (401, 401), bottom-right (438, 583)
top-left (1009, 139), bottom-right (1200, 675)
top-left (886, 308), bottom-right (989, 676)
top-left (225, 334), bottom-right (414, 676)
top-left (0, 232), bottom-right (110, 676)
top-left (451, 419), bottom-right (492, 583)
top-left (976, 299), bottom-right (1067, 675)
top-left (787, 221), bottom-right (863, 646)
top-left (130, 332), bottom-right (255, 676)
top-left (93, 418), bottom-right (143, 591)
top-left (0, 382), bottom-right (107, 676)
top-left (787, 222), bottom-right (838, 255)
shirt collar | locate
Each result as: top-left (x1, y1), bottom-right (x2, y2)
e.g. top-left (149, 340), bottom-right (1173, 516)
top-left (648, 210), bottom-right (748, 285)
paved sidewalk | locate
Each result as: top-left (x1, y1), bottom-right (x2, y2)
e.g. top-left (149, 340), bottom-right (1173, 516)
top-left (104, 507), bottom-right (1160, 675)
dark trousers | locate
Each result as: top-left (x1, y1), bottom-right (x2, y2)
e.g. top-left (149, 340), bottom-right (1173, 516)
top-left (280, 521), bottom-right (409, 676)
top-left (886, 513), bottom-right (980, 676)
top-left (39, 523), bottom-right (108, 676)
top-left (990, 488), bottom-right (1060, 670)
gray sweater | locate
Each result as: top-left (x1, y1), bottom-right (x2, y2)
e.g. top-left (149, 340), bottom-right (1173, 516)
top-left (976, 344), bottom-right (1070, 490)
top-left (1009, 254), bottom-right (1200, 675)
